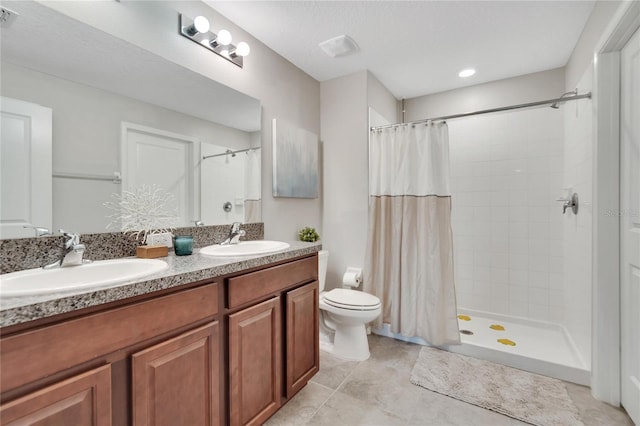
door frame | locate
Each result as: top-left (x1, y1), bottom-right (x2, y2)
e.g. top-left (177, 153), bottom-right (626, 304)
top-left (592, 1), bottom-right (640, 405)
top-left (0, 97), bottom-right (53, 238)
top-left (120, 122), bottom-right (201, 227)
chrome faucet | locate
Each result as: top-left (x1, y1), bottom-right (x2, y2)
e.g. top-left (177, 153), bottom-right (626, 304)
top-left (221, 222), bottom-right (246, 245)
top-left (43, 230), bottom-right (90, 268)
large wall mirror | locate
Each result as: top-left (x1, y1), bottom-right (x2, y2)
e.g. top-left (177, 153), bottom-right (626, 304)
top-left (0, 1), bottom-right (261, 238)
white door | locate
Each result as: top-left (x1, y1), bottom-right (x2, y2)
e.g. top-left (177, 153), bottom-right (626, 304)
top-left (121, 123), bottom-right (200, 228)
top-left (621, 26), bottom-right (640, 425)
top-left (0, 97), bottom-right (52, 238)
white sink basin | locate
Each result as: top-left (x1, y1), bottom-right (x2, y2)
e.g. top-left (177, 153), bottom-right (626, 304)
top-left (199, 240), bottom-right (290, 257)
top-left (0, 258), bottom-right (168, 298)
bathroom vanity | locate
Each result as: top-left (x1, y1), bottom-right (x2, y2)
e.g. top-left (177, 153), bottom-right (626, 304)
top-left (0, 246), bottom-right (319, 426)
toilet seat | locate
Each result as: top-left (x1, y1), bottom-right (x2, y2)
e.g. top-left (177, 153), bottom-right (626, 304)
top-left (322, 289), bottom-right (381, 311)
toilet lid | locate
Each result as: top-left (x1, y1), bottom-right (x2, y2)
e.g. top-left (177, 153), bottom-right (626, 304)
top-left (323, 289), bottom-right (381, 309)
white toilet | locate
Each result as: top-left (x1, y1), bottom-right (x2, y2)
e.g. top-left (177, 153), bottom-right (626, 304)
top-left (317, 250), bottom-right (381, 361)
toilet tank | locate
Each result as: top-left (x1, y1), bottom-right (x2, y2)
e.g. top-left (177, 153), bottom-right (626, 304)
top-left (318, 250), bottom-right (329, 292)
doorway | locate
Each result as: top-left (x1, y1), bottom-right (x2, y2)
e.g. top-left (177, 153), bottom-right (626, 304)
top-left (620, 25), bottom-right (640, 426)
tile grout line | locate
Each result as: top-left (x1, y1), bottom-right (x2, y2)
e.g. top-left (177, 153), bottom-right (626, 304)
top-left (304, 359), bottom-right (364, 424)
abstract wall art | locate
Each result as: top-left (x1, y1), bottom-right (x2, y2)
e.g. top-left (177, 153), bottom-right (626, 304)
top-left (272, 118), bottom-right (319, 198)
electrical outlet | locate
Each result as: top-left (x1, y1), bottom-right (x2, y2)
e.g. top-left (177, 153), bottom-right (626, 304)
top-left (147, 232), bottom-right (173, 248)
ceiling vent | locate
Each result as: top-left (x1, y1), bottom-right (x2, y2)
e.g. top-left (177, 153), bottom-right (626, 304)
top-left (0, 7), bottom-right (18, 27)
top-left (319, 35), bottom-right (359, 58)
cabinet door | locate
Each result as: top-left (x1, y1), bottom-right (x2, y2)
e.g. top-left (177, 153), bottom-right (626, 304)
top-left (132, 322), bottom-right (219, 426)
top-left (286, 281), bottom-right (319, 397)
top-left (0, 364), bottom-right (111, 425)
top-left (229, 297), bottom-right (281, 426)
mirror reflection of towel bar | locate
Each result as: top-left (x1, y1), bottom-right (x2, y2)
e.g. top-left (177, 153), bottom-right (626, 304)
top-left (52, 171), bottom-right (121, 184)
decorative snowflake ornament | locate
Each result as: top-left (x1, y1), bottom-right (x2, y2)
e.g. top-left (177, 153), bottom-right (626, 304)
top-left (105, 184), bottom-right (179, 244)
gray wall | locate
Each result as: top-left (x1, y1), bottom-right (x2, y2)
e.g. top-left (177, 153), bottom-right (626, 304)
top-left (41, 0), bottom-right (321, 241)
top-left (320, 71), bottom-right (397, 290)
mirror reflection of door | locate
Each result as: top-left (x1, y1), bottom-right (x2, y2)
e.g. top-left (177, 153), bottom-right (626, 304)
top-left (121, 123), bottom-right (199, 228)
top-left (0, 97), bottom-right (52, 238)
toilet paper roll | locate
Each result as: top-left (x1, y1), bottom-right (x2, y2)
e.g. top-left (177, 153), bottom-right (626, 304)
top-left (342, 267), bottom-right (362, 286)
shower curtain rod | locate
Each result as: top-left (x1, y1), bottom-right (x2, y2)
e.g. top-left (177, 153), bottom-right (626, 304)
top-left (370, 92), bottom-right (592, 131)
top-left (202, 146), bottom-right (261, 160)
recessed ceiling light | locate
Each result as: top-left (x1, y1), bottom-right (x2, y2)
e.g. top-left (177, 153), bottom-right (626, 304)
top-left (458, 68), bottom-right (476, 78)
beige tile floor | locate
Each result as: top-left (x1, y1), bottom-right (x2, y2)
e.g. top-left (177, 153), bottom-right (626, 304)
top-left (266, 335), bottom-right (633, 426)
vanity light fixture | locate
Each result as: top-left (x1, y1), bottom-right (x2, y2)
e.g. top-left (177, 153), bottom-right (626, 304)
top-left (179, 14), bottom-right (250, 68)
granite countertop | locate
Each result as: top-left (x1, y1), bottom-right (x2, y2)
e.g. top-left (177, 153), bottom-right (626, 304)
top-left (0, 241), bottom-right (321, 328)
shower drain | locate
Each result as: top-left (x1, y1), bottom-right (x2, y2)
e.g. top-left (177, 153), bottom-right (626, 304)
top-left (459, 329), bottom-right (474, 335)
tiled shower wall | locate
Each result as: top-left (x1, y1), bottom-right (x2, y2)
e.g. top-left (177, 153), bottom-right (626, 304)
top-left (450, 107), bottom-right (565, 322)
top-left (562, 70), bottom-right (593, 366)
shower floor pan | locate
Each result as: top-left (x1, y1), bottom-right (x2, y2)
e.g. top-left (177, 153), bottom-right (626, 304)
top-left (374, 308), bottom-right (590, 386)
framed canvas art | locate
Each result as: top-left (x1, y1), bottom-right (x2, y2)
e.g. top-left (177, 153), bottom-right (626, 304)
top-left (272, 118), bottom-right (319, 198)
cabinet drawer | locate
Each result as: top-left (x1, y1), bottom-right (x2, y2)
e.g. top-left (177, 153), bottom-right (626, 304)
top-left (0, 364), bottom-right (112, 425)
top-left (227, 256), bottom-right (317, 309)
top-left (1, 283), bottom-right (218, 393)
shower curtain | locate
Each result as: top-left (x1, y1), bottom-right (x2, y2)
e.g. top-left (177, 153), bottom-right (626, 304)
top-left (364, 122), bottom-right (460, 346)
top-left (244, 148), bottom-right (261, 223)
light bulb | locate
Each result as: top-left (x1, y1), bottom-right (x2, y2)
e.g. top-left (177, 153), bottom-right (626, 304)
top-left (193, 16), bottom-right (210, 33)
top-left (185, 16), bottom-right (209, 36)
top-left (458, 68), bottom-right (476, 78)
top-left (217, 29), bottom-right (232, 45)
top-left (235, 42), bottom-right (250, 57)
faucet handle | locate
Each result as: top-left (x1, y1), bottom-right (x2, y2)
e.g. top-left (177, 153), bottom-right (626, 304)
top-left (59, 229), bottom-right (80, 247)
top-left (230, 222), bottom-right (242, 232)
top-left (23, 226), bottom-right (51, 237)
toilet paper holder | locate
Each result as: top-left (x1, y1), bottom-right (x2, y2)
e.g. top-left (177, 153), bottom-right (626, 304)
top-left (343, 267), bottom-right (363, 287)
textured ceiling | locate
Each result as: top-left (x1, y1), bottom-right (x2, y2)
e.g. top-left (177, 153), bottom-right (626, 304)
top-left (207, 1), bottom-right (596, 99)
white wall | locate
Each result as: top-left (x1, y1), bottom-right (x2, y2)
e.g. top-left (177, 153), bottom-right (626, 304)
top-left (562, 68), bottom-right (594, 368)
top-left (320, 71), bottom-right (397, 290)
top-left (1, 62), bottom-right (252, 233)
top-left (40, 0), bottom-right (321, 240)
top-left (405, 68), bottom-right (565, 121)
top-left (405, 69), bottom-right (567, 322)
top-left (565, 1), bottom-right (624, 89)
top-left (561, 0), bottom-right (628, 380)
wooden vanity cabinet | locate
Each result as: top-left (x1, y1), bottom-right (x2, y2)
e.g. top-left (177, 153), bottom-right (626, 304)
top-left (0, 253), bottom-right (319, 426)
top-left (0, 283), bottom-right (220, 426)
top-left (227, 256), bottom-right (319, 426)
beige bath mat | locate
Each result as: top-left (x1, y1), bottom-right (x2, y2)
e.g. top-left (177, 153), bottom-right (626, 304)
top-left (410, 347), bottom-right (584, 426)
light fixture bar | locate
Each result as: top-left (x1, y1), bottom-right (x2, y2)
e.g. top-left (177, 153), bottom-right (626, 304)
top-left (179, 14), bottom-right (246, 68)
